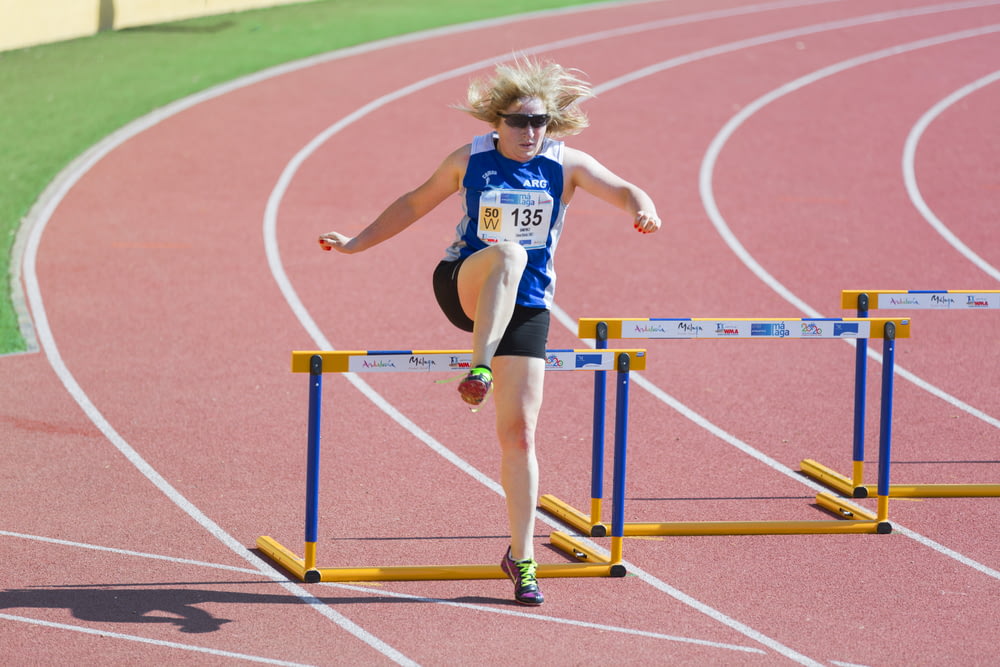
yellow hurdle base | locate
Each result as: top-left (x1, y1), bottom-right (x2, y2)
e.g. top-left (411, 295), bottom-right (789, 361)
top-left (257, 534), bottom-right (626, 583)
top-left (540, 493), bottom-right (891, 536)
top-left (801, 459), bottom-right (1000, 498)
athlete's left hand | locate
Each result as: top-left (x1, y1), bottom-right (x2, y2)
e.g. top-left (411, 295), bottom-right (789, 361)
top-left (634, 210), bottom-right (661, 234)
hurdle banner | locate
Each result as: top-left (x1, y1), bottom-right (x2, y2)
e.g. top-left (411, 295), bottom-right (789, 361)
top-left (257, 348), bottom-right (646, 583)
top-left (538, 317), bottom-right (911, 538)
top-left (800, 290), bottom-right (1000, 499)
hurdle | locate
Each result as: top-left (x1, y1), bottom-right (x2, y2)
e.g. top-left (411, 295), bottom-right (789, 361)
top-left (801, 290), bottom-right (1000, 499)
top-left (257, 347), bottom-right (646, 583)
top-left (539, 317), bottom-right (910, 537)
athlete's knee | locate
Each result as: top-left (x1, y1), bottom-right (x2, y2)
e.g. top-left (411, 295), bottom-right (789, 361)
top-left (497, 418), bottom-right (536, 454)
top-left (486, 241), bottom-right (528, 273)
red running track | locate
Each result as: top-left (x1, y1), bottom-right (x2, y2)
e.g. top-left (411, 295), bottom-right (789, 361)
top-left (3, 1), bottom-right (999, 664)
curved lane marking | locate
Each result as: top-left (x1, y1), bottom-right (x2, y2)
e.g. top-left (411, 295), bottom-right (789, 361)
top-left (903, 69), bottom-right (1000, 282)
top-left (268, 3), bottom-right (1000, 665)
top-left (698, 23), bottom-right (1000, 431)
top-left (19, 2), bottom-right (845, 663)
top-left (18, 3), bottom-right (694, 664)
top-left (0, 529), bottom-right (766, 656)
top-left (18, 2), bottom-right (999, 665)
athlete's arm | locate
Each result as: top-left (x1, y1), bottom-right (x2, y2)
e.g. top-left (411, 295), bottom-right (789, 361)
top-left (563, 147), bottom-right (661, 234)
top-left (319, 145), bottom-right (470, 253)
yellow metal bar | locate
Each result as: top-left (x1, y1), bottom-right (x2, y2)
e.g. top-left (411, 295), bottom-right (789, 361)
top-left (257, 536), bottom-right (624, 582)
top-left (802, 460), bottom-right (1000, 498)
top-left (616, 519), bottom-right (888, 536)
top-left (314, 561), bottom-right (620, 582)
top-left (549, 532), bottom-right (627, 577)
top-left (610, 536), bottom-right (623, 563)
top-left (541, 489), bottom-right (893, 536)
top-left (862, 483), bottom-right (1000, 498)
top-left (852, 460), bottom-right (865, 488)
top-left (257, 536), bottom-right (307, 579)
top-left (877, 495), bottom-right (890, 522)
top-left (538, 494), bottom-right (606, 536)
top-left (304, 541), bottom-right (317, 571)
top-left (578, 318), bottom-right (624, 339)
top-left (589, 497), bottom-right (603, 527)
top-left (799, 459), bottom-right (859, 497)
top-left (815, 492), bottom-right (878, 521)
top-left (550, 531), bottom-right (602, 562)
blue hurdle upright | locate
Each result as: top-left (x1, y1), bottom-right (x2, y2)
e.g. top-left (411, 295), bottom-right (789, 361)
top-left (539, 317), bottom-right (911, 536)
top-left (257, 347), bottom-right (645, 583)
top-left (801, 289), bottom-right (1000, 498)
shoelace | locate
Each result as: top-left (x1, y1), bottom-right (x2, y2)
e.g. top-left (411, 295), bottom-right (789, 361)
top-left (513, 558), bottom-right (538, 586)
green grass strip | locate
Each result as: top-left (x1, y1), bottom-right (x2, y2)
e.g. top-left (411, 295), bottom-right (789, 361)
top-left (0, 0), bottom-right (607, 354)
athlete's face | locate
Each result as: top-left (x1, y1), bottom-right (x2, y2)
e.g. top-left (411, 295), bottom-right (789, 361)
top-left (494, 97), bottom-right (549, 162)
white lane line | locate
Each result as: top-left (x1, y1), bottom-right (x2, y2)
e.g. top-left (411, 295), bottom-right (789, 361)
top-left (18, 3), bottom-right (708, 664)
top-left (15, 2), bottom-right (994, 666)
top-left (0, 613), bottom-right (316, 666)
top-left (272, 5), bottom-right (990, 667)
top-left (698, 23), bottom-right (1000, 422)
top-left (17, 2), bottom-right (842, 662)
top-left (268, 3), bottom-right (1000, 665)
top-left (694, 24), bottom-right (1000, 576)
top-left (1, 530), bottom-right (765, 656)
top-left (20, 217), bottom-right (416, 665)
top-left (903, 69), bottom-right (1000, 282)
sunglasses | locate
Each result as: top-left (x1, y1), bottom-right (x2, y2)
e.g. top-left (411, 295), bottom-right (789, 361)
top-left (498, 112), bottom-right (551, 129)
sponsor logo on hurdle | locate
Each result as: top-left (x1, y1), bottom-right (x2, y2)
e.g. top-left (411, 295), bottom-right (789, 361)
top-left (833, 322), bottom-right (861, 337)
top-left (361, 358), bottom-right (397, 369)
top-left (408, 355), bottom-right (438, 370)
top-left (449, 356), bottom-right (472, 370)
top-left (931, 294), bottom-right (957, 308)
top-left (545, 353), bottom-right (566, 369)
top-left (886, 296), bottom-right (922, 307)
top-left (574, 353), bottom-right (605, 369)
top-left (632, 323), bottom-right (669, 336)
top-left (622, 320), bottom-right (699, 338)
top-left (751, 322), bottom-right (790, 338)
top-left (675, 321), bottom-right (703, 337)
top-left (966, 295), bottom-right (990, 308)
top-left (800, 322), bottom-right (824, 337)
top-left (715, 322), bottom-right (741, 337)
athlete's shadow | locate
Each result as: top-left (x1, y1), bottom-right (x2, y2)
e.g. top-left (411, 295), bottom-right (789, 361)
top-left (0, 587), bottom-right (239, 633)
top-left (1, 582), bottom-right (518, 633)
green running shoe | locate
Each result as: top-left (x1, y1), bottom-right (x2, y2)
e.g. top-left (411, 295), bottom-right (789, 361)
top-left (501, 547), bottom-right (544, 606)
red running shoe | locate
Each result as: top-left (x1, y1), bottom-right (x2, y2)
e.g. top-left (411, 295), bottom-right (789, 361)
top-left (457, 366), bottom-right (493, 407)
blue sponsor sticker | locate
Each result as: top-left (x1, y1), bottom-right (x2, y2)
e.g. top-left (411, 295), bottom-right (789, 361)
top-left (750, 322), bottom-right (789, 337)
top-left (499, 192), bottom-right (532, 206)
top-left (575, 353), bottom-right (604, 368)
top-left (833, 322), bottom-right (860, 337)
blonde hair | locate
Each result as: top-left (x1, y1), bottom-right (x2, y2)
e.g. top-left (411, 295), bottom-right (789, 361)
top-left (457, 57), bottom-right (593, 137)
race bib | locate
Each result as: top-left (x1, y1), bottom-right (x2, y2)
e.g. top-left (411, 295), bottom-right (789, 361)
top-left (477, 189), bottom-right (553, 249)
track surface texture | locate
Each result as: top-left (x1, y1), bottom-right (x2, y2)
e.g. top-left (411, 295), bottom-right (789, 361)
top-left (4, 1), bottom-right (999, 665)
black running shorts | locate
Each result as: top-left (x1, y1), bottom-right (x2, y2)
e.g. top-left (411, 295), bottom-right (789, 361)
top-left (432, 259), bottom-right (550, 360)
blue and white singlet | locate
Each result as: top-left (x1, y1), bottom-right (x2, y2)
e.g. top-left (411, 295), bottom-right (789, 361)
top-left (442, 132), bottom-right (567, 309)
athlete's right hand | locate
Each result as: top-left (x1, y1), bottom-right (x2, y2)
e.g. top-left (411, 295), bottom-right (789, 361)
top-left (318, 231), bottom-right (354, 253)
